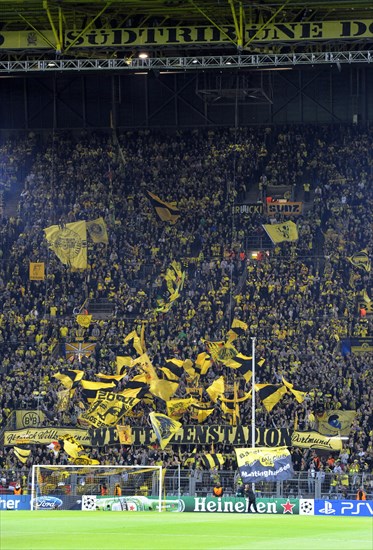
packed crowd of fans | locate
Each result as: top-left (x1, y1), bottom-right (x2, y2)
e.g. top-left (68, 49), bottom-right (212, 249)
top-left (0, 124), bottom-right (371, 496)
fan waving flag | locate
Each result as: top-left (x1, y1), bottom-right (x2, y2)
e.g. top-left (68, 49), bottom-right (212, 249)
top-left (13, 446), bottom-right (31, 464)
top-left (146, 191), bottom-right (180, 223)
top-left (200, 453), bottom-right (225, 470)
top-left (263, 221), bottom-right (298, 244)
top-left (235, 447), bottom-right (293, 483)
top-left (44, 220), bottom-right (87, 269)
top-left (149, 412), bottom-right (181, 450)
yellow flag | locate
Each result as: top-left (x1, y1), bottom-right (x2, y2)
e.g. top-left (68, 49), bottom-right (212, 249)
top-left (282, 377), bottom-right (307, 403)
top-left (116, 356), bottom-right (133, 375)
top-left (117, 425), bottom-right (133, 445)
top-left (183, 358), bottom-right (197, 379)
top-left (149, 412), bottom-right (181, 449)
top-left (44, 221), bottom-right (87, 269)
top-left (166, 398), bottom-right (195, 419)
top-left (62, 435), bottom-right (84, 458)
top-left (190, 402), bottom-right (215, 423)
top-left (132, 353), bottom-right (158, 383)
top-left (13, 446), bottom-right (31, 464)
top-left (195, 352), bottom-right (212, 375)
top-left (76, 314), bottom-right (92, 328)
top-left (150, 378), bottom-right (179, 401)
top-left (56, 388), bottom-right (70, 412)
top-left (146, 191), bottom-right (180, 224)
top-left (80, 392), bottom-right (140, 427)
top-left (226, 319), bottom-right (248, 342)
top-left (347, 249), bottom-right (371, 272)
top-left (124, 330), bottom-right (144, 356)
top-left (72, 455), bottom-right (100, 465)
top-left (206, 376), bottom-right (225, 403)
top-left (262, 221), bottom-right (299, 243)
top-left (87, 217), bottom-right (109, 244)
top-left (29, 262), bottom-right (45, 281)
top-left (255, 383), bottom-right (287, 412)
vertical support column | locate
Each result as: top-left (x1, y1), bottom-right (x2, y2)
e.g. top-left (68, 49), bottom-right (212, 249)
top-left (24, 78), bottom-right (29, 130)
top-left (81, 76), bottom-right (87, 128)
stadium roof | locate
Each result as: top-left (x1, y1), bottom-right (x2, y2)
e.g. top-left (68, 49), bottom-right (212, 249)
top-left (0, 0), bottom-right (372, 62)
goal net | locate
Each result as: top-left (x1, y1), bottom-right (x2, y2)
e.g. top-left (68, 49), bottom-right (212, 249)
top-left (30, 464), bottom-right (163, 512)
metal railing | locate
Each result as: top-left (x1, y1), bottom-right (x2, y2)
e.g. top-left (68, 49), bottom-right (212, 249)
top-left (1, 468), bottom-right (372, 500)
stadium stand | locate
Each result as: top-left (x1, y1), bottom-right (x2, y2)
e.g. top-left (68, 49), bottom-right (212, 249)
top-left (0, 125), bottom-right (371, 500)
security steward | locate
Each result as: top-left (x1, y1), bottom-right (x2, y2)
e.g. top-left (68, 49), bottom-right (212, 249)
top-left (212, 481), bottom-right (223, 497)
top-left (13, 483), bottom-right (23, 495)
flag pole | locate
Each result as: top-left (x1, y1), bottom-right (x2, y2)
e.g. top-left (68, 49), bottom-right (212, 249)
top-left (251, 336), bottom-right (256, 494)
top-left (251, 336), bottom-right (256, 449)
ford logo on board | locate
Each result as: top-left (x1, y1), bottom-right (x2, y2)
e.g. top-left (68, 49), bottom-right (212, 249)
top-left (32, 496), bottom-right (63, 509)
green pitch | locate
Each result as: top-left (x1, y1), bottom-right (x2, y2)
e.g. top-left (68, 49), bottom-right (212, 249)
top-left (1, 511), bottom-right (371, 550)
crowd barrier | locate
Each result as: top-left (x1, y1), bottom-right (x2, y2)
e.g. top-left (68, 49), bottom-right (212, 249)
top-left (1, 494), bottom-right (372, 516)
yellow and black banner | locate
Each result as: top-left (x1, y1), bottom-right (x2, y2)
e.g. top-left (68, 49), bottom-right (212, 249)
top-left (15, 410), bottom-right (45, 429)
top-left (44, 220), bottom-right (87, 270)
top-left (62, 434), bottom-right (84, 459)
top-left (80, 391), bottom-right (140, 427)
top-left (149, 412), bottom-right (182, 450)
top-left (166, 398), bottom-right (195, 419)
top-left (202, 339), bottom-right (237, 363)
top-left (86, 217), bottom-right (109, 244)
top-left (116, 355), bottom-right (133, 375)
top-left (206, 376), bottom-right (225, 403)
top-left (53, 369), bottom-right (85, 389)
top-left (263, 221), bottom-right (299, 243)
top-left (347, 249), bottom-right (371, 272)
top-left (4, 425), bottom-right (293, 447)
top-left (190, 402), bottom-right (215, 423)
top-left (146, 191), bottom-right (180, 224)
top-left (29, 262), bottom-right (45, 281)
top-left (124, 330), bottom-right (145, 356)
top-left (282, 378), bottom-right (307, 403)
top-left (316, 410), bottom-right (356, 436)
top-left (255, 384), bottom-right (288, 412)
top-left (149, 378), bottom-right (179, 401)
top-left (80, 380), bottom-right (116, 403)
top-left (235, 446), bottom-right (293, 483)
top-left (200, 453), bottom-right (225, 470)
top-left (160, 358), bottom-right (184, 381)
top-left (13, 446), bottom-right (31, 464)
top-left (56, 389), bottom-right (71, 413)
top-left (1, 21), bottom-right (373, 50)
top-left (194, 352), bottom-right (212, 376)
top-left (291, 431), bottom-right (342, 451)
top-left (119, 381), bottom-right (149, 399)
top-left (226, 319), bottom-right (248, 343)
top-left (224, 353), bottom-right (253, 382)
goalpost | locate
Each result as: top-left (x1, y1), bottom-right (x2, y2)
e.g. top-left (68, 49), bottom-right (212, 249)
top-left (31, 464), bottom-right (163, 512)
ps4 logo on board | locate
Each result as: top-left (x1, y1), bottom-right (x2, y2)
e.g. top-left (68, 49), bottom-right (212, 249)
top-left (319, 501), bottom-right (335, 515)
top-left (32, 496), bottom-right (63, 509)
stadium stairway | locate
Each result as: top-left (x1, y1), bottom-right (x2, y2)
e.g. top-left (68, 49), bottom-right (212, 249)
top-left (87, 300), bottom-right (116, 319)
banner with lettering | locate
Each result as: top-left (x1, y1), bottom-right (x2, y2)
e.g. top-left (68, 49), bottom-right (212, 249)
top-left (4, 425), bottom-right (292, 447)
top-left (266, 201), bottom-right (303, 216)
top-left (291, 431), bottom-right (342, 451)
top-left (235, 447), bottom-right (293, 483)
top-left (29, 262), bottom-right (45, 281)
top-left (1, 21), bottom-right (373, 50)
